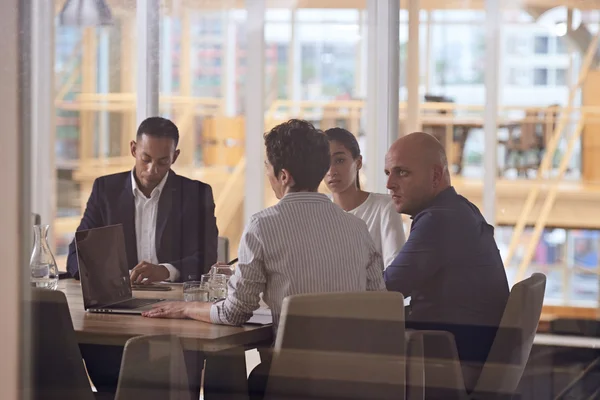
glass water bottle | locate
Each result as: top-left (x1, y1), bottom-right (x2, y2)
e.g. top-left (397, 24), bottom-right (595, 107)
top-left (30, 224), bottom-right (59, 290)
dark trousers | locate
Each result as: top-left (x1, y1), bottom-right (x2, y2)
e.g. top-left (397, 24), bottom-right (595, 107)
top-left (248, 349), bottom-right (273, 400)
top-left (79, 343), bottom-right (204, 397)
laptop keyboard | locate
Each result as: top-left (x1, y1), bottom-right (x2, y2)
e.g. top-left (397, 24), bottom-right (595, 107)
top-left (105, 298), bottom-right (162, 310)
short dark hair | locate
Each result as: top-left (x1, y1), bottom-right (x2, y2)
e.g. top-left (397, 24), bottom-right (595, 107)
top-left (136, 117), bottom-right (179, 147)
top-left (325, 127), bottom-right (362, 190)
top-left (264, 119), bottom-right (330, 192)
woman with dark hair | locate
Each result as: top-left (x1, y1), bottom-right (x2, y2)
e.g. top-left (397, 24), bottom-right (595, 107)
top-left (324, 127), bottom-right (406, 268)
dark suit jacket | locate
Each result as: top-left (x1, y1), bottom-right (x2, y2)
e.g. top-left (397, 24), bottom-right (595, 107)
top-left (67, 170), bottom-right (219, 282)
top-left (385, 187), bottom-right (509, 366)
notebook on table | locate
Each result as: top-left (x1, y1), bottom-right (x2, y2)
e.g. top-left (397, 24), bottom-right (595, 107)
top-left (247, 308), bottom-right (272, 325)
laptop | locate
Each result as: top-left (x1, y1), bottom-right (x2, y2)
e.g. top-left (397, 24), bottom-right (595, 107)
top-left (75, 224), bottom-right (165, 314)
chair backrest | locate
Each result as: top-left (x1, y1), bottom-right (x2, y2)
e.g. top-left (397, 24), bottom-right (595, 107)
top-left (32, 213), bottom-right (41, 226)
top-left (424, 94), bottom-right (454, 115)
top-left (542, 104), bottom-right (560, 146)
top-left (29, 288), bottom-right (95, 400)
top-left (266, 292), bottom-right (407, 400)
top-left (217, 236), bottom-right (229, 263)
top-left (473, 273), bottom-right (547, 398)
top-left (519, 109), bottom-right (541, 150)
top-left (115, 335), bottom-right (192, 400)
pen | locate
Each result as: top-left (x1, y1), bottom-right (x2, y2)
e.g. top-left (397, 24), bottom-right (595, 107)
top-left (227, 258), bottom-right (239, 266)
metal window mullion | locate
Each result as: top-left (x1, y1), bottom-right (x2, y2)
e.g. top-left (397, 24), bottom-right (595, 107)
top-left (136, 0), bottom-right (160, 124)
top-left (373, 0), bottom-right (400, 194)
top-left (31, 0), bottom-right (55, 242)
top-left (365, 0), bottom-right (377, 192)
top-left (483, 0), bottom-right (500, 226)
top-left (244, 0), bottom-right (266, 222)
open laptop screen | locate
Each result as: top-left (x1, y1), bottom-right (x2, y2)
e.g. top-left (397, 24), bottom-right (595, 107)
top-left (75, 224), bottom-right (132, 309)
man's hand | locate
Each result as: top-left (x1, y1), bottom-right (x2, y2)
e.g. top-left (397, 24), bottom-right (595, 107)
top-left (130, 261), bottom-right (170, 284)
top-left (142, 301), bottom-right (213, 323)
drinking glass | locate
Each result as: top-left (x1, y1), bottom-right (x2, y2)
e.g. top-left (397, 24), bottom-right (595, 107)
top-left (211, 265), bottom-right (234, 278)
top-left (183, 280), bottom-right (210, 302)
top-left (204, 273), bottom-right (228, 301)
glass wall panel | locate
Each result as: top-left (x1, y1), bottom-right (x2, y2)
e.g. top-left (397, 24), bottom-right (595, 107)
top-left (49, 0), bottom-right (600, 317)
top-left (399, 2), bottom-right (600, 309)
top-left (495, 7), bottom-right (599, 307)
top-left (159, 3), bottom-right (247, 256)
top-left (54, 1), bottom-right (137, 267)
top-left (263, 6), bottom-right (366, 208)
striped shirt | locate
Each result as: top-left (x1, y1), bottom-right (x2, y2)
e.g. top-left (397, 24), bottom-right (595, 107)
top-left (210, 192), bottom-right (386, 331)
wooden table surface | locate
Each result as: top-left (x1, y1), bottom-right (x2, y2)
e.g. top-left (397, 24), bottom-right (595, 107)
top-left (58, 279), bottom-right (273, 352)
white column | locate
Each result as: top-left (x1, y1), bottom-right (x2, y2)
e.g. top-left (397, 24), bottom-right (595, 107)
top-left (288, 8), bottom-right (297, 102)
top-left (244, 0), bottom-right (265, 222)
top-left (136, 0), bottom-right (160, 124)
top-left (31, 0), bottom-right (55, 236)
top-left (483, 0), bottom-right (500, 225)
top-left (291, 9), bottom-right (302, 104)
top-left (161, 16), bottom-right (173, 117)
top-left (1, 0), bottom-right (31, 396)
top-left (424, 11), bottom-right (432, 93)
top-left (358, 10), bottom-right (368, 100)
top-left (374, 0), bottom-right (400, 194)
top-left (365, 0), bottom-right (377, 192)
top-left (406, 0), bottom-right (421, 133)
top-left (98, 29), bottom-right (110, 156)
top-left (365, 0), bottom-right (378, 192)
top-left (223, 10), bottom-right (237, 116)
top-left (354, 11), bottom-right (365, 99)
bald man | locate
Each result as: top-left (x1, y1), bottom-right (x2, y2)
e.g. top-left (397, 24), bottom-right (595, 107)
top-left (383, 132), bottom-right (509, 389)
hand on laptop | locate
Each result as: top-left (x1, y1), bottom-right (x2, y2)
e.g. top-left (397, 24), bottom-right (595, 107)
top-left (130, 261), bottom-right (169, 284)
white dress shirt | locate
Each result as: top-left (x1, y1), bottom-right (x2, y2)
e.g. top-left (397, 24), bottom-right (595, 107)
top-left (131, 170), bottom-right (179, 282)
top-left (210, 192), bottom-right (386, 332)
top-left (347, 193), bottom-right (406, 268)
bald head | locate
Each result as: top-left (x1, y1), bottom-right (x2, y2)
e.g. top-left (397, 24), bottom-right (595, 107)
top-left (390, 132), bottom-right (449, 174)
top-left (384, 132), bottom-right (451, 216)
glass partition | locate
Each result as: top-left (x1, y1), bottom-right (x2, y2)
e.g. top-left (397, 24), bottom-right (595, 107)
top-left (54, 2), bottom-right (137, 266)
top-left (50, 0), bottom-right (600, 312)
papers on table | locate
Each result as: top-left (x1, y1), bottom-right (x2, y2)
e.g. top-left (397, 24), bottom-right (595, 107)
top-left (246, 307), bottom-right (272, 325)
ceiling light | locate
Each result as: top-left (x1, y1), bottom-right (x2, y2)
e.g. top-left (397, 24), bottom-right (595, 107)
top-left (59, 0), bottom-right (113, 26)
top-left (554, 22), bottom-right (568, 37)
top-left (537, 6), bottom-right (582, 36)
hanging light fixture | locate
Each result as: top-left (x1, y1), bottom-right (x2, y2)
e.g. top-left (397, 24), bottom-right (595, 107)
top-left (537, 6), bottom-right (582, 37)
top-left (59, 0), bottom-right (113, 26)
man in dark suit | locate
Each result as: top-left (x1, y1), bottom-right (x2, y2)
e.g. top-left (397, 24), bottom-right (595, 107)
top-left (66, 116), bottom-right (218, 282)
top-left (384, 132), bottom-right (509, 394)
top-left (68, 116), bottom-right (218, 396)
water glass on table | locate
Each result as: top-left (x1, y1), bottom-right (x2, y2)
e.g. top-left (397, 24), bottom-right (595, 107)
top-left (205, 273), bottom-right (228, 302)
top-left (211, 265), bottom-right (234, 278)
top-left (183, 278), bottom-right (210, 302)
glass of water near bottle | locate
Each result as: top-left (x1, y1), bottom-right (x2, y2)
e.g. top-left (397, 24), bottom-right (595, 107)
top-left (183, 273), bottom-right (228, 302)
top-left (208, 273), bottom-right (227, 301)
top-left (30, 224), bottom-right (59, 290)
top-left (183, 278), bottom-right (210, 302)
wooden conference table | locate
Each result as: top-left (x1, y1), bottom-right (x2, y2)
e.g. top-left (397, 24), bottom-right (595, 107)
top-left (58, 279), bottom-right (273, 399)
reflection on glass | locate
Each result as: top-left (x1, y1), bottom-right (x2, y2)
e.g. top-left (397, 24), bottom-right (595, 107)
top-left (48, 2), bottom-right (600, 317)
